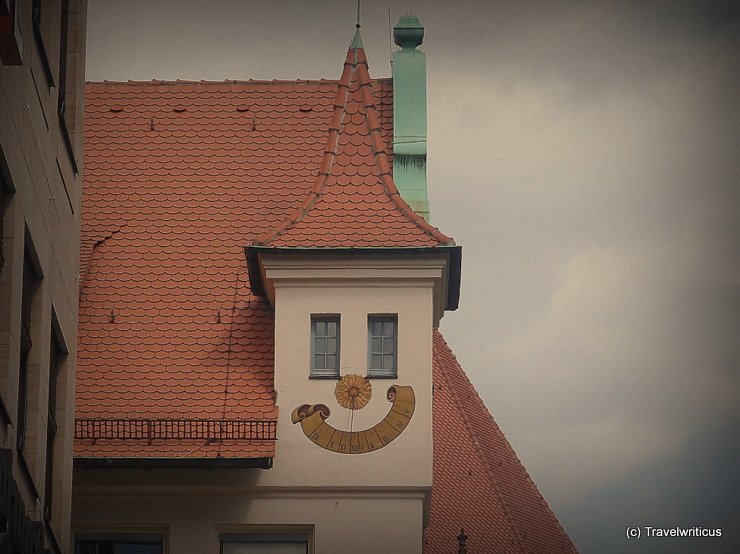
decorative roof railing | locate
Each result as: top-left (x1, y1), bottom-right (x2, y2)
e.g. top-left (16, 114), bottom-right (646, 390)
top-left (74, 418), bottom-right (277, 442)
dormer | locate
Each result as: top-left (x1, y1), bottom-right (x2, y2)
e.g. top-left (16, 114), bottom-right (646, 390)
top-left (245, 25), bottom-right (460, 489)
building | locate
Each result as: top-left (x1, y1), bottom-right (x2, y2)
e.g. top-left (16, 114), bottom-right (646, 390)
top-left (72, 17), bottom-right (576, 554)
top-left (0, 0), bottom-right (87, 552)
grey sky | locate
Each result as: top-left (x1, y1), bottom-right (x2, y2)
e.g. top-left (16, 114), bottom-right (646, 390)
top-left (85, 1), bottom-right (739, 552)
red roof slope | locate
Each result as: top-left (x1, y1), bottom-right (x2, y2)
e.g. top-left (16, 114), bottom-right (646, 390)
top-left (255, 34), bottom-right (452, 248)
top-left (77, 77), bottom-right (394, 459)
top-left (78, 32), bottom-right (575, 552)
top-left (427, 331), bottom-right (578, 553)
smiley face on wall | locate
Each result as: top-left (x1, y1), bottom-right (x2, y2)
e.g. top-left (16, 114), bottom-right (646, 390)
top-left (291, 375), bottom-right (415, 454)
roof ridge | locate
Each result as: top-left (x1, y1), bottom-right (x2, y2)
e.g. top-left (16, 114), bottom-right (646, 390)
top-left (433, 331), bottom-right (528, 553)
top-left (84, 78), bottom-right (349, 86)
top-left (253, 43), bottom-right (452, 248)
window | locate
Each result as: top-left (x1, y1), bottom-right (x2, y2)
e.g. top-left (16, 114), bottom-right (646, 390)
top-left (32, 0), bottom-right (56, 85)
top-left (75, 533), bottom-right (164, 554)
top-left (57, 0), bottom-right (80, 174)
top-left (368, 315), bottom-right (398, 378)
top-left (221, 533), bottom-right (309, 554)
top-left (17, 246), bottom-right (41, 454)
top-left (310, 315), bottom-right (339, 378)
top-left (44, 319), bottom-right (67, 522)
top-left (0, 0), bottom-right (23, 65)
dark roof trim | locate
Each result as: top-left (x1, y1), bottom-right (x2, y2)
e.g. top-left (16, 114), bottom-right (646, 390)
top-left (245, 245), bottom-right (462, 311)
top-left (74, 456), bottom-right (273, 470)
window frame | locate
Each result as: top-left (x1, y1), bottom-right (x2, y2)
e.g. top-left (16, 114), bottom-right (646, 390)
top-left (220, 531), bottom-right (311, 554)
top-left (310, 315), bottom-right (340, 378)
top-left (44, 311), bottom-right (68, 524)
top-left (367, 315), bottom-right (398, 378)
top-left (17, 244), bottom-right (42, 455)
top-left (31, 0), bottom-right (57, 86)
top-left (0, 0), bottom-right (23, 65)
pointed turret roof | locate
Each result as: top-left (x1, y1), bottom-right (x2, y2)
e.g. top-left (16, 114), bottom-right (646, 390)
top-left (254, 30), bottom-right (453, 248)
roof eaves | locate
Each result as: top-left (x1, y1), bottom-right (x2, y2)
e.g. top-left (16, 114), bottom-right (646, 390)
top-left (245, 245), bottom-right (461, 311)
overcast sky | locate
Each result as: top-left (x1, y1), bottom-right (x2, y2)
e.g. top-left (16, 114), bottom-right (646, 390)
top-left (85, 1), bottom-right (739, 552)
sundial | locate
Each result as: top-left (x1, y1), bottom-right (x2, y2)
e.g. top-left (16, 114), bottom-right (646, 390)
top-left (291, 374), bottom-right (415, 454)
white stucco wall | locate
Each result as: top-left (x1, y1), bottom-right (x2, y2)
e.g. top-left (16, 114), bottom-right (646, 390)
top-left (73, 474), bottom-right (427, 553)
top-left (265, 282), bottom-right (434, 489)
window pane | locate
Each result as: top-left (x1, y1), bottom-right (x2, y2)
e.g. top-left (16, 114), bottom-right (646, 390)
top-left (383, 354), bottom-right (395, 370)
top-left (315, 337), bottom-right (325, 354)
top-left (371, 354), bottom-right (382, 369)
top-left (371, 337), bottom-right (382, 354)
top-left (314, 355), bottom-right (325, 370)
top-left (326, 321), bottom-right (336, 337)
top-left (372, 321), bottom-right (382, 336)
top-left (383, 321), bottom-right (395, 337)
top-left (326, 338), bottom-right (336, 354)
top-left (326, 354), bottom-right (336, 369)
top-left (382, 338), bottom-right (393, 354)
top-left (315, 320), bottom-right (325, 335)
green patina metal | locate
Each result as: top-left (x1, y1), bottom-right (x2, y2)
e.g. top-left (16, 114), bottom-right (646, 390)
top-left (392, 16), bottom-right (429, 221)
top-left (350, 26), bottom-right (363, 49)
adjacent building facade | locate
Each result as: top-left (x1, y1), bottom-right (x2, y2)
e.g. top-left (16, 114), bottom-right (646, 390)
top-left (0, 1), bottom-right (87, 552)
top-left (71, 17), bottom-right (576, 554)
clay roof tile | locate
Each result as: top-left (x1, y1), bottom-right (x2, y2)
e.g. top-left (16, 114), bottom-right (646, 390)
top-left (253, 40), bottom-right (452, 249)
top-left (426, 331), bottom-right (578, 553)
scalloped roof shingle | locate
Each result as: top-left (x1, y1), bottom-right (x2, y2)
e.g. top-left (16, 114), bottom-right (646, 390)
top-left (426, 331), bottom-right (578, 553)
top-left (78, 32), bottom-right (575, 552)
top-left (255, 32), bottom-right (451, 249)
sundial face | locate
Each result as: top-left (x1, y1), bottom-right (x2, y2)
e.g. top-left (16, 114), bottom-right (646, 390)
top-left (290, 375), bottom-right (415, 454)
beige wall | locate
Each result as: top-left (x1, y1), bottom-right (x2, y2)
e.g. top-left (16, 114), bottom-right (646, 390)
top-left (254, 253), bottom-right (451, 492)
top-left (73, 481), bottom-right (426, 553)
top-left (267, 283), bottom-right (434, 488)
top-left (0, 0), bottom-right (87, 551)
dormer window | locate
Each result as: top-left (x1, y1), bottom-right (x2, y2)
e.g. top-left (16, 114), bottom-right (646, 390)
top-left (368, 315), bottom-right (398, 378)
top-left (311, 315), bottom-right (340, 378)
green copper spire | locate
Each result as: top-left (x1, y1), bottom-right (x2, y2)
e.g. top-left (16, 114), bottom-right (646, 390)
top-left (350, 26), bottom-right (363, 49)
top-left (392, 15), bottom-right (429, 221)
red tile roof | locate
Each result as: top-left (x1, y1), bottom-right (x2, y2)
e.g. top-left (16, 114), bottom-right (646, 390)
top-left (427, 331), bottom-right (578, 553)
top-left (78, 30), bottom-right (575, 551)
top-left (255, 35), bottom-right (452, 248)
top-left (78, 77), bottom-right (395, 459)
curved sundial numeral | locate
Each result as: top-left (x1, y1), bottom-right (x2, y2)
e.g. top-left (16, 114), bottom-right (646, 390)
top-left (290, 385), bottom-right (415, 454)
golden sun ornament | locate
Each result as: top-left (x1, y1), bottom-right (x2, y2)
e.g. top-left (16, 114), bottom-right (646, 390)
top-left (334, 374), bottom-right (372, 410)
